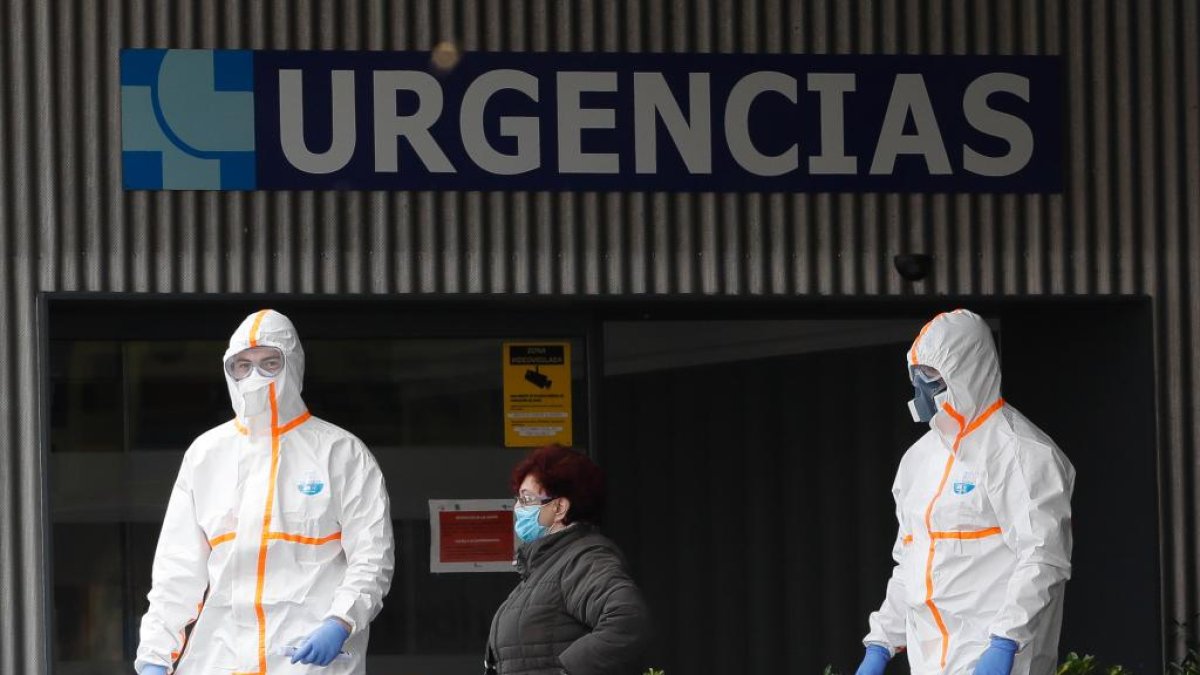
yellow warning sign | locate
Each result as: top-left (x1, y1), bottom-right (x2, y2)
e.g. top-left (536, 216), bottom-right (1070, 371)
top-left (503, 342), bottom-right (573, 447)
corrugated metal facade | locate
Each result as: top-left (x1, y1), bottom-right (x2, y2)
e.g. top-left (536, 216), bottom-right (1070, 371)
top-left (1, 0), bottom-right (1197, 671)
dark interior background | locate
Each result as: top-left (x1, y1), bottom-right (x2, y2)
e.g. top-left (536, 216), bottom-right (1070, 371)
top-left (603, 337), bottom-right (921, 675)
top-left (46, 296), bottom-right (1160, 675)
top-left (1000, 302), bottom-right (1161, 674)
top-left (601, 300), bottom-right (1160, 675)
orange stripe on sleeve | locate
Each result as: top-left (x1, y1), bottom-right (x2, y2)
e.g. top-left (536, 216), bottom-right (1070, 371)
top-left (208, 532), bottom-right (236, 548)
top-left (171, 600), bottom-right (205, 666)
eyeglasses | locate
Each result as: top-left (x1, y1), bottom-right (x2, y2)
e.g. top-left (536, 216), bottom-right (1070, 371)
top-left (225, 346), bottom-right (285, 381)
top-left (515, 491), bottom-right (556, 507)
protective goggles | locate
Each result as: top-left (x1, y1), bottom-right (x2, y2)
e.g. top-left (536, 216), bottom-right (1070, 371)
top-left (911, 364), bottom-right (945, 386)
top-left (224, 346), bottom-right (285, 381)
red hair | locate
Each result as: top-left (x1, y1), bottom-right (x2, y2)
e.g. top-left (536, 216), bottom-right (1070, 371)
top-left (510, 445), bottom-right (606, 525)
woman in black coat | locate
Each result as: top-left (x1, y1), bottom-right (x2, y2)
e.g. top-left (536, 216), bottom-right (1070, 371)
top-left (486, 445), bottom-right (652, 675)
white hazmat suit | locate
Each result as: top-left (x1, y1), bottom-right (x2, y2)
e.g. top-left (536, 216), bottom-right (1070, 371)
top-left (135, 309), bottom-right (395, 674)
top-left (864, 309), bottom-right (1075, 675)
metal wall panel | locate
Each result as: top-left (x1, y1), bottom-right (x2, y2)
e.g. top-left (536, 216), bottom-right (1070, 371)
top-left (1, 1), bottom-right (1198, 672)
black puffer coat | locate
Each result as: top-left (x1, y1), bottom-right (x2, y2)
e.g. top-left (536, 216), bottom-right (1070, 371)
top-left (485, 523), bottom-right (652, 675)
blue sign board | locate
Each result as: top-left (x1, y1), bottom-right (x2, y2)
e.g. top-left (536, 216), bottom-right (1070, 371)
top-left (121, 49), bottom-right (1062, 193)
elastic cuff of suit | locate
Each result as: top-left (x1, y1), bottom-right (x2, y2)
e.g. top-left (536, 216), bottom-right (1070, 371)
top-left (325, 594), bottom-right (359, 634)
top-left (324, 611), bottom-right (357, 635)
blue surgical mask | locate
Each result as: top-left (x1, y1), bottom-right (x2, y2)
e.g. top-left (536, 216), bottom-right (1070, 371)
top-left (514, 505), bottom-right (550, 543)
top-left (909, 368), bottom-right (948, 423)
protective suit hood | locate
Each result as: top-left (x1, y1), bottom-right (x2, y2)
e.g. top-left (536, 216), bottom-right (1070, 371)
top-left (906, 309), bottom-right (1001, 431)
top-left (223, 309), bottom-right (307, 432)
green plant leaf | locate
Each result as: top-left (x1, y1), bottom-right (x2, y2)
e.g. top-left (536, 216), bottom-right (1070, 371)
top-left (1057, 652), bottom-right (1098, 675)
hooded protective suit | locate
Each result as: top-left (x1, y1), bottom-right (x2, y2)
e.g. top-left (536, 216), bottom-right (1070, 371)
top-left (135, 310), bottom-right (395, 675)
top-left (864, 310), bottom-right (1074, 675)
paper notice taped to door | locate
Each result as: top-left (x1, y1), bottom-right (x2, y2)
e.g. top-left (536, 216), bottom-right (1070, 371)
top-left (429, 499), bottom-right (517, 573)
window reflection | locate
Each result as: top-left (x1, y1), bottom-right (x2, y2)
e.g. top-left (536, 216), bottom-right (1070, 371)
top-left (49, 342), bottom-right (123, 454)
top-left (125, 341), bottom-right (229, 451)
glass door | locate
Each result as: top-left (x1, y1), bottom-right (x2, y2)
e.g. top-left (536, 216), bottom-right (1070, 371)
top-left (47, 302), bottom-right (591, 675)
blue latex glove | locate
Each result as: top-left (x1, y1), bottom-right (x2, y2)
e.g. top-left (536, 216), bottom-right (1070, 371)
top-left (974, 637), bottom-right (1019, 675)
top-left (855, 644), bottom-right (892, 675)
top-left (290, 618), bottom-right (351, 666)
top-left (141, 666), bottom-right (168, 675)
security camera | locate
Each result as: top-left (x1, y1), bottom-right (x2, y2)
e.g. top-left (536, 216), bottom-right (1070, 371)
top-left (524, 368), bottom-right (553, 390)
top-left (893, 254), bottom-right (933, 282)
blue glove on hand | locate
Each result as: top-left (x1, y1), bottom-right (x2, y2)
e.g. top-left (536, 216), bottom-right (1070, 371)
top-left (855, 644), bottom-right (892, 675)
top-left (290, 618), bottom-right (351, 666)
top-left (141, 666), bottom-right (168, 675)
top-left (974, 636), bottom-right (1019, 675)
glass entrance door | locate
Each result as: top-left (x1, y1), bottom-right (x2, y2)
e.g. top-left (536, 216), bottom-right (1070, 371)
top-left (48, 303), bottom-right (590, 675)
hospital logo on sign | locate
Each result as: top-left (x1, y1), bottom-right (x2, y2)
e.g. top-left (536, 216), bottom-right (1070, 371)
top-left (121, 49), bottom-right (256, 189)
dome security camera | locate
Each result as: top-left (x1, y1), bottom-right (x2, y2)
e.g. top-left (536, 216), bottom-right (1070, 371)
top-left (893, 254), bottom-right (933, 282)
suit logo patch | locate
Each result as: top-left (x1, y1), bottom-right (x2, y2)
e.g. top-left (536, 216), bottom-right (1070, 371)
top-left (952, 471), bottom-right (977, 495)
top-left (297, 471), bottom-right (324, 496)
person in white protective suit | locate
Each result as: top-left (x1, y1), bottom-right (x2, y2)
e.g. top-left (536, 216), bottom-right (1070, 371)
top-left (855, 309), bottom-right (1074, 675)
top-left (134, 309), bottom-right (395, 675)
